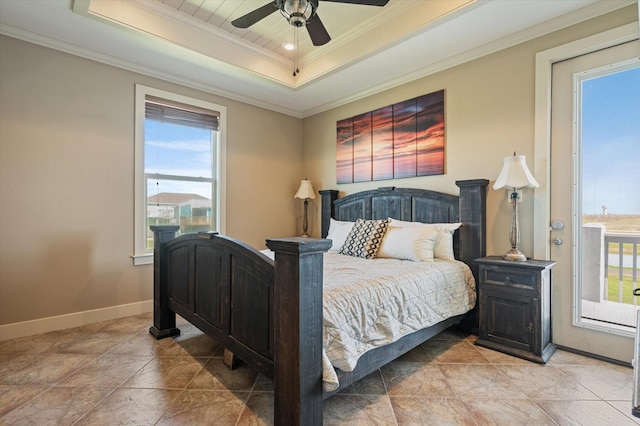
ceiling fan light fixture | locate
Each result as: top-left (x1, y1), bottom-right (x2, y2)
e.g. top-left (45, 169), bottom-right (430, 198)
top-left (288, 13), bottom-right (306, 27)
top-left (279, 0), bottom-right (316, 27)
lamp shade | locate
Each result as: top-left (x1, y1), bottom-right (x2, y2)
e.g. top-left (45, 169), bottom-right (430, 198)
top-left (493, 154), bottom-right (539, 190)
top-left (294, 179), bottom-right (316, 199)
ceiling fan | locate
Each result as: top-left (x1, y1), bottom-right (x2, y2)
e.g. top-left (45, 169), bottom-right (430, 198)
top-left (231, 0), bottom-right (390, 47)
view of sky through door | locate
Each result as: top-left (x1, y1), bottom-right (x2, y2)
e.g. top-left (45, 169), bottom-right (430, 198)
top-left (582, 65), bottom-right (640, 217)
top-left (580, 61), bottom-right (640, 327)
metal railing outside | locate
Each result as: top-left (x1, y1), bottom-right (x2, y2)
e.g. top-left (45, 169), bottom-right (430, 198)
top-left (604, 233), bottom-right (640, 304)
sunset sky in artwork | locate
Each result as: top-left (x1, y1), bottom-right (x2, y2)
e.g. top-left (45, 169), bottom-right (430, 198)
top-left (336, 118), bottom-right (353, 184)
top-left (372, 106), bottom-right (393, 181)
top-left (337, 90), bottom-right (444, 184)
top-left (353, 112), bottom-right (372, 182)
top-left (393, 98), bottom-right (418, 179)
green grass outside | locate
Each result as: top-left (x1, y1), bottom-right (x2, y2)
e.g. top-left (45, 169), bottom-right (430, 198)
top-left (606, 269), bottom-right (638, 304)
top-left (608, 243), bottom-right (637, 256)
top-left (582, 214), bottom-right (639, 303)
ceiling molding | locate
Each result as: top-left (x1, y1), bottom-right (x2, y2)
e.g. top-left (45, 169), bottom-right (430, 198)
top-left (129, 0), bottom-right (291, 65)
top-left (301, 0), bottom-right (637, 116)
top-left (1, 0), bottom-right (635, 118)
top-left (0, 22), bottom-right (303, 117)
top-left (74, 0), bottom-right (298, 87)
top-left (302, 0), bottom-right (474, 66)
top-left (76, 0), bottom-right (477, 88)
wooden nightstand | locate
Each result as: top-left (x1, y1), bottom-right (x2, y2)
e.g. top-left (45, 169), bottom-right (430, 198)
top-left (475, 256), bottom-right (556, 363)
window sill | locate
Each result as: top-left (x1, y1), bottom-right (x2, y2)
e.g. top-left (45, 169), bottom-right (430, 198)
top-left (132, 254), bottom-right (153, 266)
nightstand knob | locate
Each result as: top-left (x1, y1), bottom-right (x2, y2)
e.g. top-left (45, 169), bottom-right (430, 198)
top-left (504, 276), bottom-right (513, 286)
top-left (527, 322), bottom-right (535, 334)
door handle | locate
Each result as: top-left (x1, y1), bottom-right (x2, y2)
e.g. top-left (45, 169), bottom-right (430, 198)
top-left (553, 237), bottom-right (563, 245)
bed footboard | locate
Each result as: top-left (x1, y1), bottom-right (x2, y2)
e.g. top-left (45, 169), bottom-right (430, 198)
top-left (266, 237), bottom-right (332, 425)
top-left (149, 226), bottom-right (331, 425)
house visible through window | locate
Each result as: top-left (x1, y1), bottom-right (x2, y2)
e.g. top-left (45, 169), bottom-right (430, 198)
top-left (134, 85), bottom-right (226, 265)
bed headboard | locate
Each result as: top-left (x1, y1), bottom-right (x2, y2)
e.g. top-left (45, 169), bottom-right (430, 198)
top-left (319, 179), bottom-right (488, 262)
top-left (324, 186), bottom-right (459, 226)
top-left (319, 179), bottom-right (489, 331)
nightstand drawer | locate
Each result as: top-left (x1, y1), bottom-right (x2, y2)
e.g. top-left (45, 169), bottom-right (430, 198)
top-left (480, 265), bottom-right (539, 295)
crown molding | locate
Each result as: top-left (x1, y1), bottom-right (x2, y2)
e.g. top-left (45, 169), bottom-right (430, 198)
top-left (0, 23), bottom-right (303, 118)
top-left (2, 0), bottom-right (634, 118)
top-left (301, 0), bottom-right (637, 117)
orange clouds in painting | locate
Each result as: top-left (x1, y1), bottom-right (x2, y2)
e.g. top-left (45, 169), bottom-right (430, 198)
top-left (353, 112), bottom-right (372, 182)
top-left (336, 118), bottom-right (353, 184)
top-left (372, 106), bottom-right (393, 181)
top-left (336, 90), bottom-right (444, 184)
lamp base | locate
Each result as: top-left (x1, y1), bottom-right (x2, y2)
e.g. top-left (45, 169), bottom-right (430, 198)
top-left (503, 248), bottom-right (527, 261)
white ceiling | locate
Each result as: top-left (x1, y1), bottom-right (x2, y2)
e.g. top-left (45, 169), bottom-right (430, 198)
top-left (0, 0), bottom-right (635, 117)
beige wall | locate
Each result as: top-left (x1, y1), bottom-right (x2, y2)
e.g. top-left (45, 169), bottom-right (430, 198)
top-left (302, 5), bottom-right (637, 258)
top-left (0, 5), bottom-right (636, 333)
top-left (0, 36), bottom-right (302, 327)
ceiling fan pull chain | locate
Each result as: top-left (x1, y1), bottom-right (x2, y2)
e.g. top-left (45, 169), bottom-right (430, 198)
top-left (293, 25), bottom-right (300, 76)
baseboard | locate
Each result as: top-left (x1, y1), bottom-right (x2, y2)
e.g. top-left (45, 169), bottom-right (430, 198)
top-left (555, 344), bottom-right (633, 368)
top-left (0, 300), bottom-right (153, 341)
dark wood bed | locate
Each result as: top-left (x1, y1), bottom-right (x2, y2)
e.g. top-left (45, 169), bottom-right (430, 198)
top-left (149, 179), bottom-right (488, 425)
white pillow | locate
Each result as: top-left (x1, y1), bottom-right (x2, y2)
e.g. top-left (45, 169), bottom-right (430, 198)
top-left (389, 219), bottom-right (461, 260)
top-left (326, 218), bottom-right (355, 252)
top-left (377, 225), bottom-right (437, 262)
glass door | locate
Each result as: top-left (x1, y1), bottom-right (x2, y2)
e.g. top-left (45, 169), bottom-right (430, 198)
top-left (579, 63), bottom-right (640, 330)
top-left (550, 39), bottom-right (640, 361)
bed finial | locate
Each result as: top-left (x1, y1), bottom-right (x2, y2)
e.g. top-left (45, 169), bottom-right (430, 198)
top-left (319, 189), bottom-right (339, 238)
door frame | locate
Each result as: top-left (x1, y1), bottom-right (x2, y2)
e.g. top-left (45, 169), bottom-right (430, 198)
top-left (533, 24), bottom-right (639, 359)
top-left (533, 22), bottom-right (638, 262)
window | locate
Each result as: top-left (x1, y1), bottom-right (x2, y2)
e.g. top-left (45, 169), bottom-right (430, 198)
top-left (577, 60), bottom-right (640, 330)
top-left (133, 85), bottom-right (226, 265)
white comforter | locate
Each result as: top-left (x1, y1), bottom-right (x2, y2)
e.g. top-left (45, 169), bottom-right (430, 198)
top-left (262, 251), bottom-right (476, 390)
top-left (321, 252), bottom-right (475, 389)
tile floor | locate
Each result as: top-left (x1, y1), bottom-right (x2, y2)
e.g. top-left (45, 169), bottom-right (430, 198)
top-left (0, 312), bottom-right (637, 425)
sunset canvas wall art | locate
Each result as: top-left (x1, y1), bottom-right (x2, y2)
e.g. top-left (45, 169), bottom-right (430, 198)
top-left (337, 89), bottom-right (445, 184)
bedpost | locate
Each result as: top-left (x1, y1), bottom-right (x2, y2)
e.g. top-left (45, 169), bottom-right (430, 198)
top-left (319, 189), bottom-right (339, 238)
top-left (455, 179), bottom-right (489, 333)
top-left (149, 225), bottom-right (181, 340)
top-left (265, 237), bottom-right (332, 426)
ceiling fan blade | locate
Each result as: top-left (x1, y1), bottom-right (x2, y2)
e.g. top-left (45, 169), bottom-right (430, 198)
top-left (320, 0), bottom-right (389, 6)
top-left (231, 2), bottom-right (279, 29)
top-left (306, 15), bottom-right (331, 46)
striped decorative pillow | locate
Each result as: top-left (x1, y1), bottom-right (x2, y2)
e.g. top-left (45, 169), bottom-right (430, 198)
top-left (338, 218), bottom-right (390, 259)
